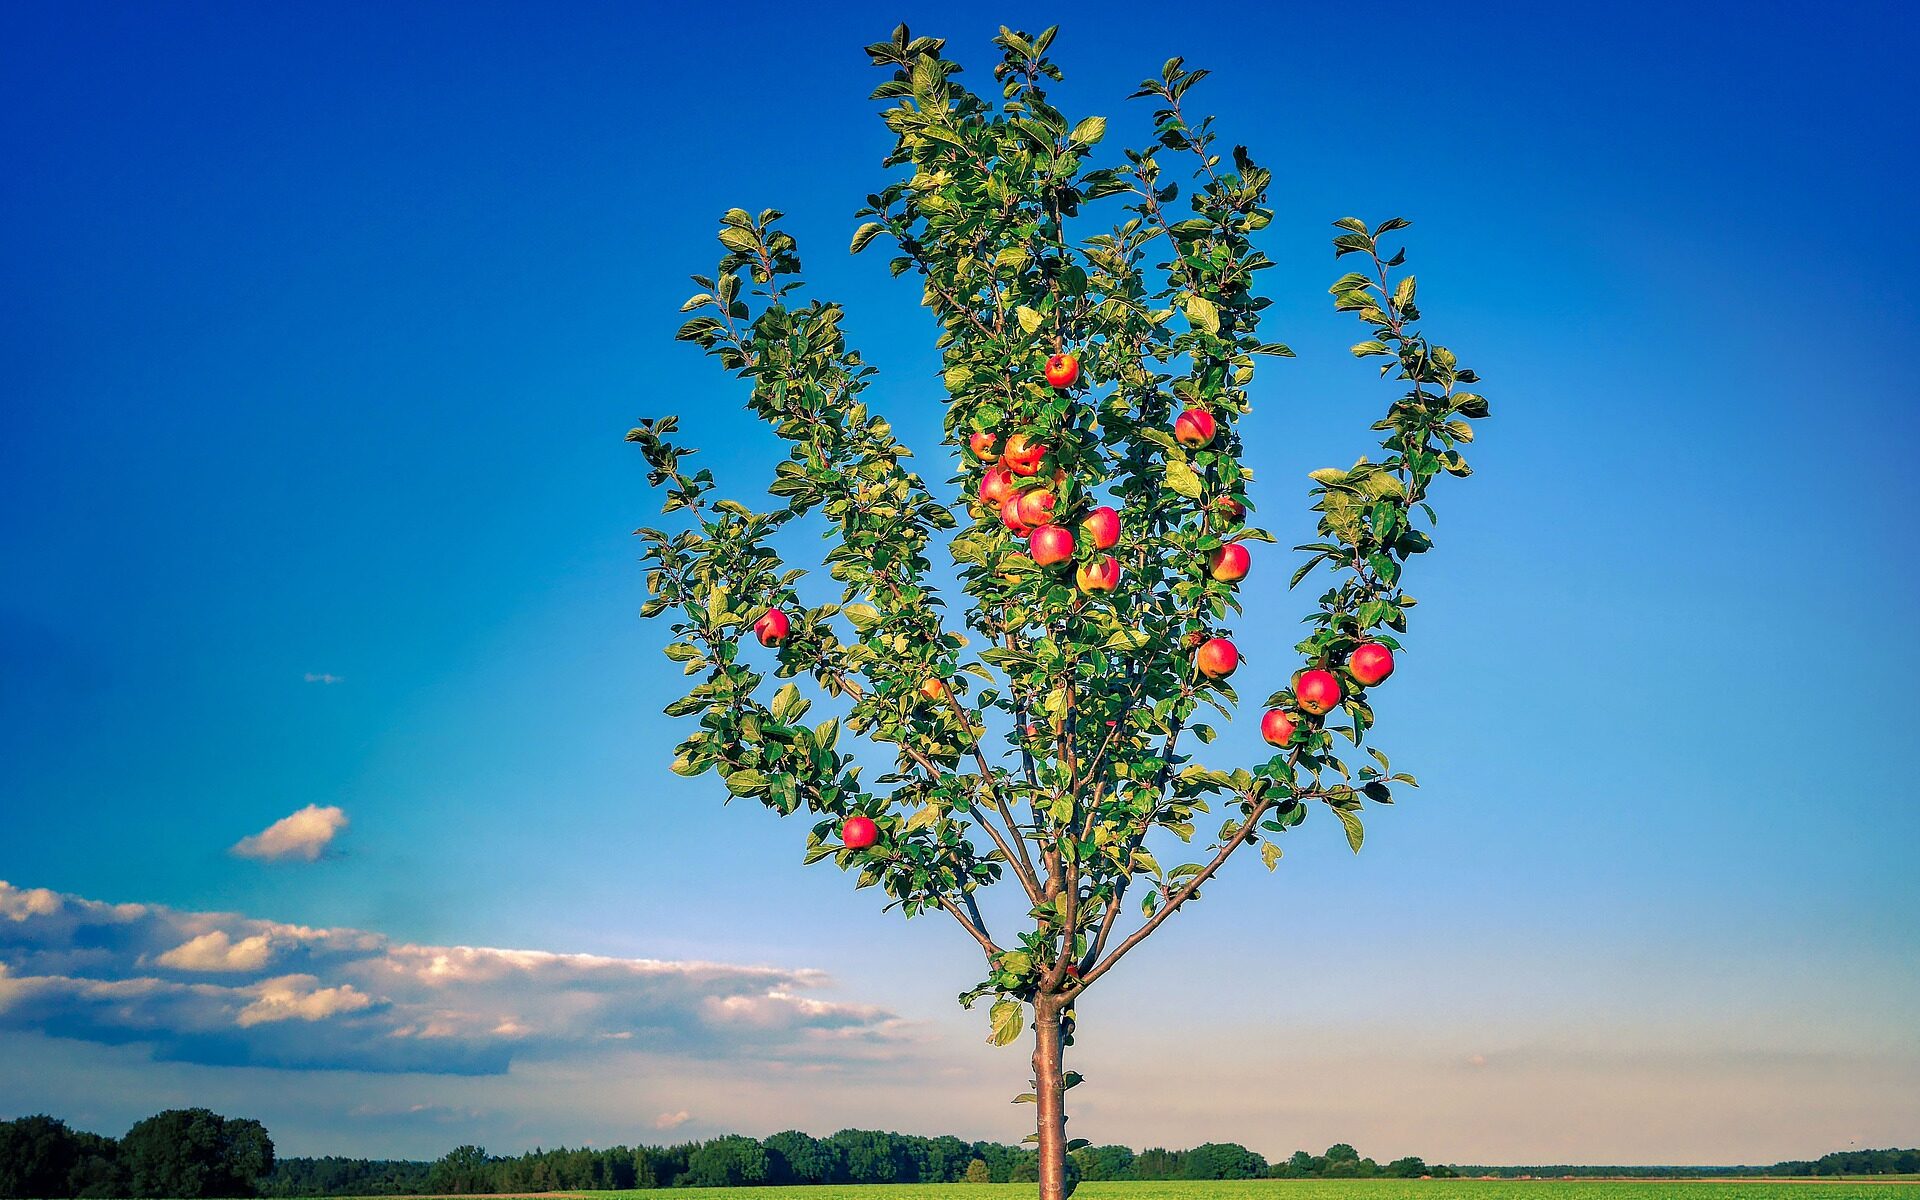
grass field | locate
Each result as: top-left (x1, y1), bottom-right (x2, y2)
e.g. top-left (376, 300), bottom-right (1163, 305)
top-left (522, 1180), bottom-right (1920, 1200)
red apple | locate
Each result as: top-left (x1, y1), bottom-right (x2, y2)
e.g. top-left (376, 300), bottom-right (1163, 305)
top-left (1075, 555), bottom-right (1120, 592)
top-left (1044, 352), bottom-right (1080, 388)
top-left (1195, 637), bottom-right (1239, 679)
top-left (1064, 963), bottom-right (1082, 979)
top-left (752, 608), bottom-right (790, 647)
top-left (979, 465), bottom-right (1017, 507)
top-left (968, 431), bottom-right (999, 462)
top-left (1214, 496), bottom-right (1246, 523)
top-left (1080, 505), bottom-right (1120, 550)
top-left (1029, 524), bottom-right (1076, 566)
top-left (1000, 492), bottom-right (1031, 536)
top-left (1173, 408), bottom-right (1217, 448)
top-left (1260, 709), bottom-right (1299, 747)
top-left (1182, 630), bottom-right (1205, 650)
top-left (1208, 542), bottom-right (1250, 582)
top-left (1001, 433), bottom-right (1047, 477)
top-left (920, 677), bottom-right (948, 701)
top-left (841, 815), bottom-right (878, 849)
top-left (1296, 668), bottom-right (1343, 716)
top-left (1349, 642), bottom-right (1395, 686)
top-left (1015, 487), bottom-right (1057, 527)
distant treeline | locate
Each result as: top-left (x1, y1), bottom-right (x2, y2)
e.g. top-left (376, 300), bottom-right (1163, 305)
top-left (264, 1136), bottom-right (1457, 1193)
top-left (5, 1109), bottom-right (1915, 1197)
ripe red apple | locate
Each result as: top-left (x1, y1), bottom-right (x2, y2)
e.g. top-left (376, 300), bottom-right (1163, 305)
top-left (1064, 964), bottom-right (1082, 979)
top-left (1000, 492), bottom-right (1031, 536)
top-left (1296, 668), bottom-right (1343, 716)
top-left (968, 431), bottom-right (999, 462)
top-left (1260, 709), bottom-right (1298, 747)
top-left (1349, 642), bottom-right (1395, 686)
top-left (1194, 637), bottom-right (1239, 679)
top-left (1029, 524), bottom-right (1076, 566)
top-left (1044, 352), bottom-right (1080, 389)
top-left (1015, 487), bottom-right (1057, 527)
top-left (979, 465), bottom-right (1017, 507)
top-left (1080, 505), bottom-right (1120, 550)
top-left (1208, 542), bottom-right (1250, 582)
top-left (920, 677), bottom-right (949, 702)
top-left (841, 815), bottom-right (878, 850)
top-left (1173, 408), bottom-right (1217, 448)
top-left (1075, 555), bottom-right (1120, 592)
top-left (1001, 433), bottom-right (1047, 477)
top-left (753, 608), bottom-right (790, 647)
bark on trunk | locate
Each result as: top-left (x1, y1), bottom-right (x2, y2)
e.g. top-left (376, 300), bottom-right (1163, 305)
top-left (1032, 996), bottom-right (1071, 1200)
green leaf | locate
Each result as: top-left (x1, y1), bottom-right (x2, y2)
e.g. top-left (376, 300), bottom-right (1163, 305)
top-left (1165, 459), bottom-right (1204, 499)
top-left (844, 603), bottom-right (883, 632)
top-left (724, 769), bottom-right (769, 797)
top-left (1069, 115), bottom-right (1107, 145)
top-left (1184, 294), bottom-right (1221, 334)
top-left (987, 998), bottom-right (1025, 1046)
top-left (850, 221), bottom-right (886, 254)
top-left (1016, 305), bottom-right (1044, 334)
top-left (1261, 841), bottom-right (1283, 871)
top-left (1334, 807), bottom-right (1365, 853)
top-left (717, 226), bottom-right (759, 254)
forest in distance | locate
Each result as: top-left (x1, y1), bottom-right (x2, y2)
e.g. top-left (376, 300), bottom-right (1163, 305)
top-left (4, 1109), bottom-right (1918, 1198)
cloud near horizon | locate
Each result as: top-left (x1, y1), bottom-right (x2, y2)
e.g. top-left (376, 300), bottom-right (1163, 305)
top-left (0, 881), bottom-right (904, 1076)
top-left (231, 805), bottom-right (349, 862)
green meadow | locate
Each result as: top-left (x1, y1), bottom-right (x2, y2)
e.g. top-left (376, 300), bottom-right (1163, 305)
top-left (557, 1180), bottom-right (1920, 1200)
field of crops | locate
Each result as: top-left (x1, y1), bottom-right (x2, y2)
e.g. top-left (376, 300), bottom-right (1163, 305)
top-left (570, 1180), bottom-right (1920, 1200)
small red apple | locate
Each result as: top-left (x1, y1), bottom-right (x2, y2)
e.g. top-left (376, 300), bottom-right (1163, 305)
top-left (752, 608), bottom-right (790, 647)
top-left (920, 677), bottom-right (949, 701)
top-left (1015, 487), bottom-right (1057, 527)
top-left (1064, 963), bottom-right (1082, 979)
top-left (841, 815), bottom-right (878, 850)
top-left (1075, 555), bottom-right (1120, 592)
top-left (1296, 668), bottom-right (1343, 716)
top-left (1000, 492), bottom-right (1031, 536)
top-left (1194, 637), bottom-right (1239, 679)
top-left (1208, 542), bottom-right (1250, 583)
top-left (1044, 352), bottom-right (1080, 388)
top-left (1080, 505), bottom-right (1120, 550)
top-left (1260, 709), bottom-right (1299, 747)
top-left (1173, 408), bottom-right (1217, 449)
top-left (1349, 642), bottom-right (1395, 686)
top-left (968, 431), bottom-right (999, 462)
top-left (1001, 433), bottom-right (1047, 477)
top-left (979, 465), bottom-right (1017, 507)
top-left (1214, 496), bottom-right (1246, 523)
top-left (1182, 630), bottom-right (1205, 650)
top-left (1029, 524), bottom-right (1076, 566)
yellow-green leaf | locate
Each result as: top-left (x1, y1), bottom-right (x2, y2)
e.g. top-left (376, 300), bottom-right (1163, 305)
top-left (988, 998), bottom-right (1025, 1046)
top-left (1165, 459), bottom-right (1204, 499)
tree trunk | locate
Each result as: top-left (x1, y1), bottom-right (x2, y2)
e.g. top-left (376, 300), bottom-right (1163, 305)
top-left (1032, 996), bottom-right (1072, 1200)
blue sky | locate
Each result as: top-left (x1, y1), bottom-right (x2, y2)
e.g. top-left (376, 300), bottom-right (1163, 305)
top-left (2, 0), bottom-right (1917, 1165)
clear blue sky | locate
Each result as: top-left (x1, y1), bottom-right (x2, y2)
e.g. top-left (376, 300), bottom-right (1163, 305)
top-left (2, 0), bottom-right (1916, 1165)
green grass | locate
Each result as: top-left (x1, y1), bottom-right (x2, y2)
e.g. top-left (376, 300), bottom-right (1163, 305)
top-left (547, 1181), bottom-right (1920, 1200)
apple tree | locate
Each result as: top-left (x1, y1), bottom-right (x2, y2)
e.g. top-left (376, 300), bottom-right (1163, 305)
top-left (628, 25), bottom-right (1488, 1200)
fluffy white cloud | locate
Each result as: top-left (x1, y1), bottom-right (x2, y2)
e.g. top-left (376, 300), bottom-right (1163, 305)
top-left (231, 805), bottom-right (348, 862)
top-left (653, 1109), bottom-right (692, 1130)
top-left (156, 930), bottom-right (277, 973)
top-left (236, 976), bottom-right (373, 1027)
top-left (0, 881), bottom-right (899, 1075)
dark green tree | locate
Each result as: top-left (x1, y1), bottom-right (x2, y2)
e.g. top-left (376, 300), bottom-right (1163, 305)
top-left (121, 1109), bottom-right (272, 1199)
top-left (684, 1136), bottom-right (770, 1187)
top-left (424, 1146), bottom-right (491, 1195)
top-left (632, 23), bottom-right (1489, 1200)
top-left (1182, 1142), bottom-right (1267, 1180)
top-left (0, 1115), bottom-right (81, 1200)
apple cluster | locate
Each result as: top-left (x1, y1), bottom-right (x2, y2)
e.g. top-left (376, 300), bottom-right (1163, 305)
top-left (1259, 640), bottom-right (1396, 748)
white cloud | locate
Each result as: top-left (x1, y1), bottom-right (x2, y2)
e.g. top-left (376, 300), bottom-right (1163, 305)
top-left (653, 1109), bottom-right (691, 1130)
top-left (303, 673), bottom-right (343, 684)
top-left (156, 930), bottom-right (276, 973)
top-left (0, 880), bottom-right (898, 1075)
top-left (231, 804), bottom-right (348, 862)
top-left (236, 975), bottom-right (373, 1027)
